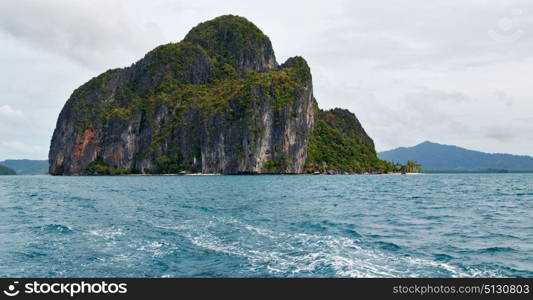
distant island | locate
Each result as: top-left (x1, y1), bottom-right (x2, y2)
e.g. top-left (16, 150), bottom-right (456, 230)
top-left (379, 141), bottom-right (533, 173)
top-left (0, 160), bottom-right (49, 175)
top-left (0, 164), bottom-right (16, 175)
top-left (49, 15), bottom-right (406, 176)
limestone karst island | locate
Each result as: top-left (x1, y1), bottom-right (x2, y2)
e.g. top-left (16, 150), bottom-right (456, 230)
top-left (49, 15), bottom-right (396, 175)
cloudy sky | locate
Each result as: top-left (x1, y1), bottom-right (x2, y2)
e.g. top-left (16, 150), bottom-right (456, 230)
top-left (1, 0), bottom-right (532, 160)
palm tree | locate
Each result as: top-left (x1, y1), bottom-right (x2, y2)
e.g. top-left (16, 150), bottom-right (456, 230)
top-left (400, 160), bottom-right (423, 173)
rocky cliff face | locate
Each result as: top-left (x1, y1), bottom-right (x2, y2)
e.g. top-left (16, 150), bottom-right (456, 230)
top-left (50, 15), bottom-right (385, 175)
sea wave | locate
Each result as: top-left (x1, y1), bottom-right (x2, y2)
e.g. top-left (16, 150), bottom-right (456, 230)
top-left (154, 217), bottom-right (501, 277)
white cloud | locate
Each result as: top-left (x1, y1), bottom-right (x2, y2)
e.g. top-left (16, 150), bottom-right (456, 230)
top-left (0, 104), bottom-right (23, 119)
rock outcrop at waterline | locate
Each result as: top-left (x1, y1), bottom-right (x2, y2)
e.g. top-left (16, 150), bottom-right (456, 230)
top-left (49, 15), bottom-right (388, 175)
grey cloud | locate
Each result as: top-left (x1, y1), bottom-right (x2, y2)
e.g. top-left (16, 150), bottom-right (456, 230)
top-left (485, 126), bottom-right (515, 141)
top-left (0, 0), bottom-right (165, 69)
top-left (493, 91), bottom-right (514, 106)
top-left (306, 0), bottom-right (533, 70)
top-left (0, 0), bottom-right (532, 159)
top-left (405, 87), bottom-right (475, 104)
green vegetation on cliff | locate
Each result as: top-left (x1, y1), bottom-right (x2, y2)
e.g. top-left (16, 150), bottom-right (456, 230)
top-left (73, 43), bottom-right (308, 135)
top-left (50, 15), bottom-right (393, 175)
top-left (184, 15), bottom-right (277, 77)
top-left (305, 108), bottom-right (396, 173)
top-left (71, 40), bottom-right (311, 175)
top-left (85, 158), bottom-right (130, 175)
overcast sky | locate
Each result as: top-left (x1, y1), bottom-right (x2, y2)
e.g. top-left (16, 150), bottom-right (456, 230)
top-left (1, 0), bottom-right (532, 160)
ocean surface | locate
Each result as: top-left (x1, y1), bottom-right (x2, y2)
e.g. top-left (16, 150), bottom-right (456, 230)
top-left (0, 174), bottom-right (532, 277)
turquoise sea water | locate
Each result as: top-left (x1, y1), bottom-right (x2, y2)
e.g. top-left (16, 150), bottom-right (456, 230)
top-left (0, 174), bottom-right (532, 277)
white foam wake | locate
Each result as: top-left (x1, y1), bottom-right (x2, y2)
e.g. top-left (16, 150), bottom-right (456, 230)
top-left (155, 217), bottom-right (501, 277)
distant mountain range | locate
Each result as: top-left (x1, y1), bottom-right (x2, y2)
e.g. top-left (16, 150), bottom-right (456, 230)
top-left (3, 141), bottom-right (533, 174)
top-left (378, 141), bottom-right (533, 172)
top-left (0, 164), bottom-right (16, 175)
top-left (0, 160), bottom-right (49, 175)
